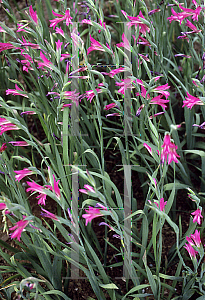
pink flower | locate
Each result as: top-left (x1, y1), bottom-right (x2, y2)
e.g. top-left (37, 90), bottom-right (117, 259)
top-left (81, 19), bottom-right (92, 25)
top-left (0, 117), bottom-right (10, 126)
top-left (0, 143), bottom-right (7, 152)
top-left (161, 134), bottom-right (180, 164)
top-left (127, 11), bottom-right (150, 35)
top-left (188, 229), bottom-right (201, 248)
top-left (82, 206), bottom-right (102, 226)
top-left (191, 209), bottom-right (203, 225)
top-left (0, 202), bottom-right (9, 214)
top-left (8, 141), bottom-right (29, 146)
top-left (104, 103), bottom-right (117, 110)
top-left (9, 216), bottom-right (30, 241)
top-left (0, 123), bottom-right (19, 136)
top-left (102, 67), bottom-right (125, 78)
top-left (185, 19), bottom-right (201, 33)
top-left (143, 143), bottom-right (152, 155)
top-left (179, 4), bottom-right (202, 21)
top-left (154, 197), bottom-right (167, 212)
top-left (153, 83), bottom-right (170, 100)
top-left (115, 78), bottom-right (135, 95)
top-left (38, 52), bottom-right (53, 69)
top-left (79, 184), bottom-right (95, 194)
top-left (184, 242), bottom-right (198, 259)
top-left (29, 5), bottom-right (38, 24)
top-left (106, 113), bottom-right (120, 117)
top-left (87, 36), bottom-right (105, 55)
top-left (136, 85), bottom-right (150, 99)
top-left (6, 84), bottom-right (28, 98)
top-left (49, 9), bottom-right (73, 29)
top-left (83, 88), bottom-right (103, 103)
top-left (26, 181), bottom-right (47, 205)
top-left (14, 168), bottom-right (33, 182)
top-left (56, 40), bottom-right (63, 51)
top-left (55, 27), bottom-right (65, 37)
top-left (167, 8), bottom-right (192, 24)
top-left (48, 174), bottom-right (61, 199)
top-left (41, 208), bottom-right (58, 221)
top-left (182, 92), bottom-right (203, 109)
top-left (116, 33), bottom-right (131, 51)
top-left (150, 95), bottom-right (169, 109)
top-left (0, 42), bottom-right (15, 52)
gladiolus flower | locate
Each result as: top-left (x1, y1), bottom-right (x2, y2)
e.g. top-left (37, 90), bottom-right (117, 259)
top-left (6, 84), bottom-right (28, 98)
top-left (0, 143), bottom-right (7, 152)
top-left (188, 229), bottom-right (201, 248)
top-left (127, 11), bottom-right (150, 35)
top-left (47, 174), bottom-right (61, 199)
top-left (154, 197), bottom-right (167, 212)
top-left (79, 184), bottom-right (95, 194)
top-left (182, 92), bottom-right (203, 109)
top-left (0, 123), bottom-right (19, 136)
top-left (116, 33), bottom-right (131, 51)
top-left (104, 103), bottom-right (117, 110)
top-left (14, 168), bottom-right (34, 182)
top-left (150, 95), bottom-right (169, 109)
top-left (82, 88), bottom-right (103, 103)
top-left (9, 216), bottom-right (30, 241)
top-left (87, 36), bottom-right (105, 55)
top-left (184, 242), bottom-right (198, 259)
top-left (29, 5), bottom-right (38, 24)
top-left (143, 143), bottom-right (152, 155)
top-left (82, 206), bottom-right (102, 226)
top-left (49, 9), bottom-right (73, 29)
top-left (56, 40), bottom-right (63, 51)
top-left (115, 78), bottom-right (135, 95)
top-left (9, 141), bottom-right (29, 146)
top-left (161, 134), bottom-right (180, 164)
top-left (0, 117), bottom-right (10, 126)
top-left (38, 52), bottom-right (53, 69)
top-left (102, 67), bottom-right (125, 78)
top-left (26, 181), bottom-right (48, 205)
top-left (0, 202), bottom-right (9, 214)
top-left (191, 209), bottom-right (203, 225)
top-left (0, 42), bottom-right (15, 52)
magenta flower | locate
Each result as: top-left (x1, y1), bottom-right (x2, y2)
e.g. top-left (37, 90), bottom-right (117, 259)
top-left (79, 184), bottom-right (95, 194)
top-left (87, 36), bottom-right (105, 55)
top-left (9, 216), bottom-right (30, 241)
top-left (153, 83), bottom-right (170, 100)
top-left (136, 86), bottom-right (150, 99)
top-left (104, 103), bottom-right (117, 110)
top-left (191, 209), bottom-right (203, 225)
top-left (182, 92), bottom-right (203, 109)
top-left (26, 181), bottom-right (47, 205)
top-left (8, 141), bottom-right (29, 146)
top-left (0, 42), bottom-right (15, 53)
top-left (184, 242), bottom-right (198, 259)
top-left (116, 78), bottom-right (135, 95)
top-left (49, 9), bottom-right (73, 29)
top-left (116, 33), bottom-right (131, 51)
top-left (143, 143), bottom-right (152, 155)
top-left (0, 143), bottom-right (7, 152)
top-left (47, 174), bottom-right (61, 199)
top-left (150, 95), bottom-right (169, 109)
top-left (82, 206), bottom-right (102, 226)
top-left (29, 5), bottom-right (38, 24)
top-left (185, 19), bottom-right (201, 33)
top-left (106, 113), bottom-right (120, 117)
top-left (81, 19), bottom-right (92, 25)
top-left (0, 123), bottom-right (19, 136)
top-left (38, 52), bottom-right (53, 69)
top-left (55, 27), bottom-right (65, 37)
top-left (179, 4), bottom-right (202, 21)
top-left (161, 134), bottom-right (180, 164)
top-left (127, 11), bottom-right (150, 35)
top-left (56, 40), bottom-right (63, 51)
top-left (14, 168), bottom-right (34, 182)
top-left (187, 229), bottom-right (201, 248)
top-left (0, 202), bottom-right (9, 214)
top-left (0, 117), bottom-right (10, 126)
top-left (154, 197), bottom-right (167, 212)
top-left (41, 208), bottom-right (59, 221)
top-left (6, 84), bottom-right (28, 98)
top-left (102, 67), bottom-right (125, 78)
top-left (83, 88), bottom-right (103, 103)
top-left (167, 8), bottom-right (192, 24)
